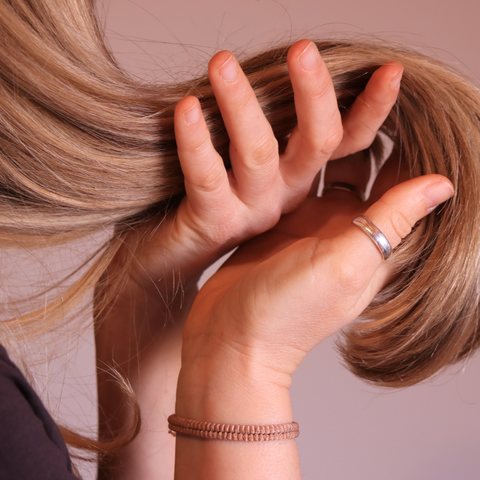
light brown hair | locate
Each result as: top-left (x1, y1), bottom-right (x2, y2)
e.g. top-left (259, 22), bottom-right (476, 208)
top-left (1, 0), bottom-right (480, 454)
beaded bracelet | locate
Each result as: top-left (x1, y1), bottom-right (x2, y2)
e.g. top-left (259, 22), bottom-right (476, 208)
top-left (168, 414), bottom-right (299, 441)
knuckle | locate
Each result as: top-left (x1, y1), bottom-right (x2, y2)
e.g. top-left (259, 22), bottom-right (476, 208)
top-left (226, 88), bottom-right (260, 121)
top-left (262, 203), bottom-right (282, 228)
top-left (242, 135), bottom-right (279, 168)
top-left (334, 255), bottom-right (365, 293)
top-left (248, 193), bottom-right (282, 229)
top-left (299, 124), bottom-right (343, 158)
top-left (189, 164), bottom-right (226, 194)
top-left (386, 205), bottom-right (413, 242)
top-left (322, 126), bottom-right (344, 154)
top-left (178, 132), bottom-right (211, 158)
top-left (313, 240), bottom-right (364, 293)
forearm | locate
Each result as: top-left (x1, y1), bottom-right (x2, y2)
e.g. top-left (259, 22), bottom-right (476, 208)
top-left (174, 341), bottom-right (301, 479)
top-left (95, 275), bottom-right (196, 480)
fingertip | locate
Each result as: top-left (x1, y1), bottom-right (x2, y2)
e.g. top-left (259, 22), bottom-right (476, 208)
top-left (372, 62), bottom-right (403, 90)
top-left (369, 61), bottom-right (400, 81)
top-left (390, 67), bottom-right (403, 91)
top-left (177, 95), bottom-right (199, 110)
top-left (209, 50), bottom-right (239, 82)
top-left (209, 50), bottom-right (233, 67)
top-left (174, 98), bottom-right (211, 159)
top-left (423, 178), bottom-right (454, 212)
top-left (383, 61), bottom-right (403, 72)
top-left (298, 42), bottom-right (321, 71)
top-left (288, 39), bottom-right (315, 59)
top-left (176, 96), bottom-right (201, 125)
top-left (288, 39), bottom-right (324, 73)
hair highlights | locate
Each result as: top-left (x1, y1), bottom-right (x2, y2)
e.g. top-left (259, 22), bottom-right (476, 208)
top-left (2, 0), bottom-right (480, 452)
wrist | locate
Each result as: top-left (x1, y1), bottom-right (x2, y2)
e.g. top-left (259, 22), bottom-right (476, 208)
top-left (173, 338), bottom-right (300, 480)
top-left (175, 343), bottom-right (294, 425)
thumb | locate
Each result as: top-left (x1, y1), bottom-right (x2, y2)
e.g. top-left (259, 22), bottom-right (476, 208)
top-left (210, 174), bottom-right (453, 353)
top-left (335, 173), bottom-right (454, 290)
top-left (297, 174), bottom-right (455, 342)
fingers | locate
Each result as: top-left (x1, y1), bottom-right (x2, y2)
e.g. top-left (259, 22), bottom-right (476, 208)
top-left (208, 51), bottom-right (280, 203)
top-left (331, 62), bottom-right (403, 160)
top-left (174, 45), bottom-right (406, 249)
top-left (281, 40), bottom-right (343, 187)
top-left (174, 96), bottom-right (231, 212)
top-left (281, 43), bottom-right (402, 207)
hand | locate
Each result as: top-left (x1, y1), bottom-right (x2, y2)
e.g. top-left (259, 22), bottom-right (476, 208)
top-left (173, 154), bottom-right (453, 479)
top-left (123, 40), bottom-right (404, 297)
top-left (177, 154), bottom-right (454, 421)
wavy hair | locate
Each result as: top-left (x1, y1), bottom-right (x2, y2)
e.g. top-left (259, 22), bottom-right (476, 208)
top-left (1, 0), bottom-right (480, 455)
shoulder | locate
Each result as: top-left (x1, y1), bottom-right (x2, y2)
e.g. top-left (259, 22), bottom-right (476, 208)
top-left (0, 344), bottom-right (78, 480)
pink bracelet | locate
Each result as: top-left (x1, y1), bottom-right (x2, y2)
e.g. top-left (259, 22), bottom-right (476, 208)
top-left (168, 415), bottom-right (299, 441)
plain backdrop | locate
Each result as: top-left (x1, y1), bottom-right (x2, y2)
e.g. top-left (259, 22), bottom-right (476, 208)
top-left (9, 0), bottom-right (480, 479)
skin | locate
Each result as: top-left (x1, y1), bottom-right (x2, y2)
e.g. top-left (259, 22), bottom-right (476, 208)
top-left (94, 39), bottom-right (453, 479)
top-left (174, 168), bottom-right (453, 480)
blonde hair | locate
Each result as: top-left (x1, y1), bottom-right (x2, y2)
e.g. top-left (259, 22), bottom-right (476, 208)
top-left (2, 0), bottom-right (480, 453)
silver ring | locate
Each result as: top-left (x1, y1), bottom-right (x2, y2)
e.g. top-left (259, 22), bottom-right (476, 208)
top-left (322, 182), bottom-right (364, 201)
top-left (352, 215), bottom-right (392, 261)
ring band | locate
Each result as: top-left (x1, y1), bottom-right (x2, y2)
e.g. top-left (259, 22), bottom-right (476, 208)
top-left (323, 182), bottom-right (364, 201)
top-left (352, 215), bottom-right (393, 261)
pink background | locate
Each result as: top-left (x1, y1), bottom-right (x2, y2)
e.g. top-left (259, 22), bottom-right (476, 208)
top-left (14, 0), bottom-right (480, 478)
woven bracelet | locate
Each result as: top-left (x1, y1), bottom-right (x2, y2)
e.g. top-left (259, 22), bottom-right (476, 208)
top-left (167, 414), bottom-right (299, 441)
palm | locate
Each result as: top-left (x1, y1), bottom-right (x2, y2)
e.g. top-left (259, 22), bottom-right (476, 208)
top-left (221, 195), bottom-right (364, 275)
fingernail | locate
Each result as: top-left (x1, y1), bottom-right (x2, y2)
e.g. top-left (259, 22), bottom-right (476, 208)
top-left (219, 55), bottom-right (238, 82)
top-left (390, 68), bottom-right (404, 90)
top-left (183, 103), bottom-right (200, 124)
top-left (298, 42), bottom-right (319, 71)
top-left (424, 181), bottom-right (454, 212)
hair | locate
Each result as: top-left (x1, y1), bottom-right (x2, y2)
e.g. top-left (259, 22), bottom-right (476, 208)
top-left (1, 0), bottom-right (480, 458)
